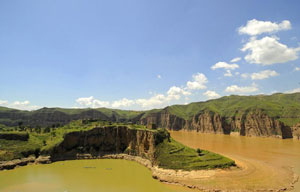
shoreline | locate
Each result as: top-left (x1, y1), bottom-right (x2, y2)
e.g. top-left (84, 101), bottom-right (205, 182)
top-left (0, 154), bottom-right (298, 192)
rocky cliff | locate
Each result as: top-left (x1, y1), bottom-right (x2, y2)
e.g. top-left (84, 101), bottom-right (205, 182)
top-left (49, 126), bottom-right (169, 162)
top-left (1, 93), bottom-right (300, 139)
top-left (139, 109), bottom-right (293, 139)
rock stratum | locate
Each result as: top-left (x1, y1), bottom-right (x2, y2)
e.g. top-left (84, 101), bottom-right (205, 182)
top-left (48, 126), bottom-right (166, 162)
top-left (1, 92), bottom-right (300, 139)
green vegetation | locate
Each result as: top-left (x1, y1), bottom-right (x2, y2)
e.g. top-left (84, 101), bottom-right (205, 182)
top-left (155, 138), bottom-right (235, 170)
top-left (0, 120), bottom-right (149, 161)
top-left (0, 120), bottom-right (235, 171)
top-left (0, 133), bottom-right (46, 161)
top-left (1, 93), bottom-right (300, 129)
top-left (153, 93), bottom-right (300, 126)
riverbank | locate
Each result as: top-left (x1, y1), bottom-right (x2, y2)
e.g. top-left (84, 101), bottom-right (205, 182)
top-left (171, 131), bottom-right (300, 192)
top-left (1, 153), bottom-right (298, 192)
top-left (0, 153), bottom-right (238, 191)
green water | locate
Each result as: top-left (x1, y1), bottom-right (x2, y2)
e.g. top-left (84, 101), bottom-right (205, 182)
top-left (0, 159), bottom-right (192, 192)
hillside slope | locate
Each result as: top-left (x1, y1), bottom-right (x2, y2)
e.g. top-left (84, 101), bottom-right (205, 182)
top-left (1, 93), bottom-right (300, 138)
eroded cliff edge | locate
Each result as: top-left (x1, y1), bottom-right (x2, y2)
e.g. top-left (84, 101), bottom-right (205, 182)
top-left (139, 109), bottom-right (293, 139)
top-left (1, 93), bottom-right (300, 139)
top-left (49, 126), bottom-right (166, 162)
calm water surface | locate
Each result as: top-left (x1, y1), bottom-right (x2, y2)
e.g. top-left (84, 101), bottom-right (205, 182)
top-left (0, 159), bottom-right (193, 192)
top-left (171, 131), bottom-right (300, 191)
top-left (1, 132), bottom-right (299, 192)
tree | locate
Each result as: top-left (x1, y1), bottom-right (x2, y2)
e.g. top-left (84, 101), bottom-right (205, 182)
top-left (44, 127), bottom-right (51, 133)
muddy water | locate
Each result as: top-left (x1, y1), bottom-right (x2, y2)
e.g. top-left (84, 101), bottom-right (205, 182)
top-left (0, 159), bottom-right (194, 192)
top-left (0, 133), bottom-right (299, 192)
top-left (171, 131), bottom-right (300, 191)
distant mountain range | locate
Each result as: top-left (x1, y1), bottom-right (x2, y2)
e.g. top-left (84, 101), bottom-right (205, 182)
top-left (1, 92), bottom-right (300, 139)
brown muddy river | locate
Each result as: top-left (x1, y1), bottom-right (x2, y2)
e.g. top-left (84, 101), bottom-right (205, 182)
top-left (0, 132), bottom-right (299, 192)
top-left (171, 131), bottom-right (300, 191)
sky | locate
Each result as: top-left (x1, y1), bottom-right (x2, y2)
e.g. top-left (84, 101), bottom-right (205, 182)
top-left (1, 0), bottom-right (300, 111)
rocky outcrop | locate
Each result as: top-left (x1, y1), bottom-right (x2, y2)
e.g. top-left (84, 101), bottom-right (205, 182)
top-left (0, 156), bottom-right (36, 170)
top-left (139, 110), bottom-right (187, 131)
top-left (292, 123), bottom-right (300, 139)
top-left (49, 126), bottom-right (169, 162)
top-left (139, 110), bottom-right (293, 139)
top-left (239, 110), bottom-right (292, 138)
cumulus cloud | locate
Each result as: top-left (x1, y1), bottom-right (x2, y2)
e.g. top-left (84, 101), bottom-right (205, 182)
top-left (230, 57), bottom-right (241, 63)
top-left (186, 73), bottom-right (208, 90)
top-left (295, 67), bottom-right (300, 71)
top-left (75, 72), bottom-right (208, 109)
top-left (76, 96), bottom-right (110, 108)
top-left (224, 70), bottom-right (233, 77)
top-left (239, 19), bottom-right (291, 36)
top-left (251, 70), bottom-right (279, 80)
top-left (241, 73), bottom-right (249, 79)
top-left (0, 100), bottom-right (40, 111)
top-left (225, 83), bottom-right (258, 94)
top-left (203, 90), bottom-right (221, 99)
top-left (211, 62), bottom-right (239, 70)
top-left (111, 98), bottom-right (135, 108)
top-left (285, 88), bottom-right (300, 94)
top-left (241, 36), bottom-right (300, 65)
top-left (136, 94), bottom-right (167, 108)
top-left (0, 100), bottom-right (8, 105)
top-left (157, 74), bottom-right (162, 79)
top-left (167, 86), bottom-right (191, 100)
top-left (76, 96), bottom-right (94, 106)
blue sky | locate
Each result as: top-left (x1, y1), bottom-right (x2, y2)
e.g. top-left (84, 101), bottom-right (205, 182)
top-left (1, 0), bottom-right (300, 110)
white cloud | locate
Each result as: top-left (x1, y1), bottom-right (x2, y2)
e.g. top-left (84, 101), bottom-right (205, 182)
top-left (211, 62), bottom-right (239, 70)
top-left (251, 70), bottom-right (279, 80)
top-left (0, 100), bottom-right (8, 105)
top-left (74, 72), bottom-right (208, 110)
top-left (235, 72), bottom-right (240, 75)
top-left (285, 88), bottom-right (300, 94)
top-left (0, 100), bottom-right (40, 110)
top-left (230, 57), bottom-right (241, 63)
top-left (136, 94), bottom-right (167, 108)
top-left (92, 99), bottom-right (110, 108)
top-left (239, 19), bottom-right (291, 36)
top-left (203, 90), bottom-right (221, 99)
top-left (76, 96), bottom-right (110, 108)
top-left (225, 83), bottom-right (259, 93)
top-left (111, 98), bottom-right (135, 108)
top-left (157, 74), bottom-right (162, 79)
top-left (295, 67), bottom-right (300, 71)
top-left (241, 73), bottom-right (249, 79)
top-left (167, 86), bottom-right (191, 100)
top-left (241, 36), bottom-right (300, 65)
top-left (224, 70), bottom-right (233, 77)
top-left (76, 96), bottom-right (94, 106)
top-left (186, 73), bottom-right (208, 90)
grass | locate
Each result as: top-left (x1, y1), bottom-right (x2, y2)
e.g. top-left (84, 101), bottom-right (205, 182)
top-left (0, 120), bottom-right (150, 160)
top-left (1, 93), bottom-right (300, 128)
top-left (0, 120), bottom-right (235, 171)
top-left (155, 138), bottom-right (235, 170)
top-left (0, 133), bottom-right (46, 161)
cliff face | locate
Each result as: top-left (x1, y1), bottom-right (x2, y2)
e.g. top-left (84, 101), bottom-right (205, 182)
top-left (238, 110), bottom-right (292, 138)
top-left (139, 110), bottom-right (293, 139)
top-left (50, 126), bottom-right (169, 161)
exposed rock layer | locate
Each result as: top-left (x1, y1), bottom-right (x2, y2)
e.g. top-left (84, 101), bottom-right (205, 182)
top-left (0, 107), bottom-right (295, 139)
top-left (139, 110), bottom-right (293, 138)
top-left (50, 126), bottom-right (168, 162)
